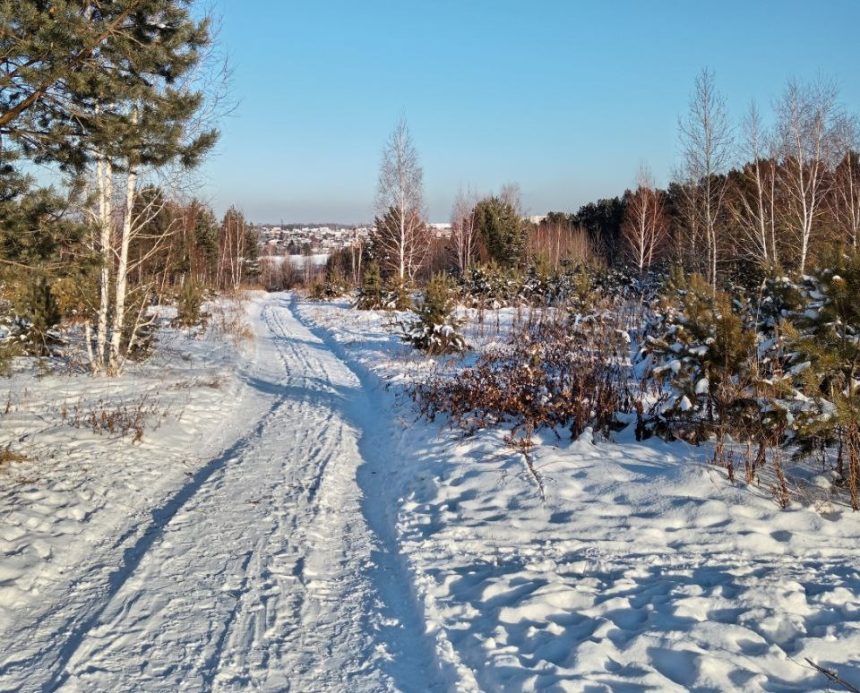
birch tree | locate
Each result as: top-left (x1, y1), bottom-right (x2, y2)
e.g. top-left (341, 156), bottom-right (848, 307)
top-left (84, 176), bottom-right (179, 373)
top-left (374, 118), bottom-right (427, 282)
top-left (621, 166), bottom-right (668, 272)
top-left (727, 103), bottom-right (780, 270)
top-left (79, 1), bottom-right (218, 374)
top-left (217, 206), bottom-right (250, 290)
top-left (679, 69), bottom-right (733, 291)
top-left (348, 234), bottom-right (365, 286)
top-left (775, 79), bottom-right (841, 273)
top-left (829, 117), bottom-right (860, 249)
top-left (450, 187), bottom-right (478, 274)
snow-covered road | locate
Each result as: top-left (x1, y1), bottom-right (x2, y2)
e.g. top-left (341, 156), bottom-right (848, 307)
top-left (1, 295), bottom-right (444, 692)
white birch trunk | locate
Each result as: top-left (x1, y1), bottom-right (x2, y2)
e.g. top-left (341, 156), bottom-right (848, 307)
top-left (94, 154), bottom-right (113, 374)
top-left (108, 163), bottom-right (138, 375)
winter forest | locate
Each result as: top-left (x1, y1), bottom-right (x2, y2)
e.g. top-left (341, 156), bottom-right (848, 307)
top-left (2, 2), bottom-right (860, 691)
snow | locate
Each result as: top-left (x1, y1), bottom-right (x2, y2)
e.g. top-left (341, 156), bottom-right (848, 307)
top-left (0, 304), bottom-right (267, 688)
top-left (261, 253), bottom-right (329, 268)
top-left (0, 294), bottom-right (456, 691)
top-left (1, 292), bottom-right (859, 691)
top-left (296, 296), bottom-right (860, 692)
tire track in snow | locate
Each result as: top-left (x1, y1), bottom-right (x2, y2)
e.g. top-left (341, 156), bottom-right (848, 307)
top-left (288, 293), bottom-right (468, 691)
top-left (16, 294), bottom-right (449, 692)
top-left (1, 383), bottom-right (288, 691)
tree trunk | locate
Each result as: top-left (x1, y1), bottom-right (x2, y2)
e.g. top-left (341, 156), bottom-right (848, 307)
top-left (108, 163), bottom-right (138, 374)
top-left (95, 154), bottom-right (113, 374)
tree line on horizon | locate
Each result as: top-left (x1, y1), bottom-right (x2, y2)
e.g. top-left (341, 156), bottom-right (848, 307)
top-left (345, 69), bottom-right (857, 296)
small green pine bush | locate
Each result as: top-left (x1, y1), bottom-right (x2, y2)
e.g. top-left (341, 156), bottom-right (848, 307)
top-left (400, 274), bottom-right (467, 355)
top-left (355, 262), bottom-right (386, 310)
top-left (175, 281), bottom-right (207, 327)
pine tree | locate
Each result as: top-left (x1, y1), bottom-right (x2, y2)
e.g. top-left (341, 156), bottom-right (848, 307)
top-left (1, 1), bottom-right (217, 173)
top-left (355, 262), bottom-right (385, 310)
top-left (788, 252), bottom-right (860, 505)
top-left (382, 275), bottom-right (411, 311)
top-left (0, 166), bottom-right (87, 354)
top-left (473, 196), bottom-right (526, 268)
top-left (175, 280), bottom-right (205, 327)
top-left (320, 265), bottom-right (348, 299)
top-left (643, 273), bottom-right (760, 442)
top-left (401, 274), bottom-right (467, 355)
top-left (1, 1), bottom-right (220, 375)
top-left (19, 276), bottom-right (61, 355)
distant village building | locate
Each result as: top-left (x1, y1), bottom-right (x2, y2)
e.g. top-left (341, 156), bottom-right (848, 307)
top-left (255, 223), bottom-right (372, 257)
top-left (428, 222), bottom-right (452, 239)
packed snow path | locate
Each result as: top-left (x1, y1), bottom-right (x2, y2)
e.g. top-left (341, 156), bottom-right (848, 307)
top-left (1, 295), bottom-right (442, 692)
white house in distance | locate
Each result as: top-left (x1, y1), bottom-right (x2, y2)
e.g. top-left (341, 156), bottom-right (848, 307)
top-left (428, 222), bottom-right (452, 238)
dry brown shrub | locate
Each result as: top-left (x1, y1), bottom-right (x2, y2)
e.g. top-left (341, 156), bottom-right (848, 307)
top-left (414, 309), bottom-right (635, 440)
top-left (209, 294), bottom-right (254, 346)
top-left (61, 394), bottom-right (162, 443)
top-left (0, 444), bottom-right (28, 464)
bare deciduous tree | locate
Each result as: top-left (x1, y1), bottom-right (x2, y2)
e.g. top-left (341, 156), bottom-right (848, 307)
top-left (93, 139), bottom-right (114, 373)
top-left (499, 182), bottom-right (523, 216)
top-left (109, 109), bottom-right (141, 373)
top-left (375, 118), bottom-right (427, 281)
top-left (528, 221), bottom-right (594, 269)
top-left (668, 171), bottom-right (701, 269)
top-left (679, 68), bottom-right (733, 291)
top-left (775, 79), bottom-right (842, 272)
top-left (621, 166), bottom-right (668, 272)
top-left (450, 187), bottom-right (478, 274)
top-left (728, 103), bottom-right (780, 269)
top-left (217, 206), bottom-right (249, 290)
top-left (85, 165), bottom-right (179, 375)
top-left (829, 119), bottom-right (860, 249)
top-left (348, 234), bottom-right (365, 286)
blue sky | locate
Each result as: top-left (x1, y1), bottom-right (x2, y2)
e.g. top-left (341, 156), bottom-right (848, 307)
top-left (200, 0), bottom-right (860, 223)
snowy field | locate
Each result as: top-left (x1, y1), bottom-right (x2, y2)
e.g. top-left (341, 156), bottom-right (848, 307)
top-left (0, 292), bottom-right (858, 691)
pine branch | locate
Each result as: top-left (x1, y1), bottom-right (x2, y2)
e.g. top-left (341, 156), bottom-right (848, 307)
top-left (0, 3), bottom-right (140, 130)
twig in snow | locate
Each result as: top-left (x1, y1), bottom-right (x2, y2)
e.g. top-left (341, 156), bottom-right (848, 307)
top-left (504, 428), bottom-right (545, 502)
top-left (805, 658), bottom-right (860, 693)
